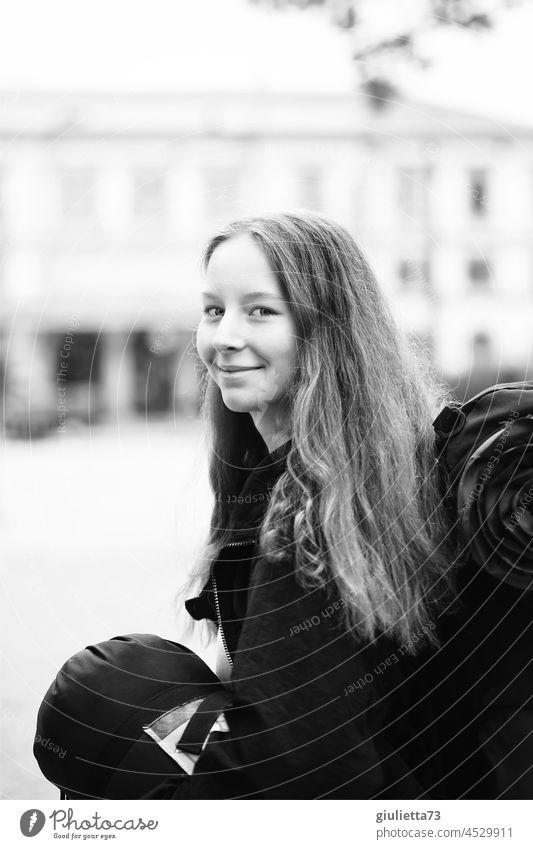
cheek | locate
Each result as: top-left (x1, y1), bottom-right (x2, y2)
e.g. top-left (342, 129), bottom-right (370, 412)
top-left (277, 325), bottom-right (298, 366)
top-left (269, 330), bottom-right (298, 380)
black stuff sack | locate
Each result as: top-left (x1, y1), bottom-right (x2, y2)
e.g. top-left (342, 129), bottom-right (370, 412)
top-left (34, 633), bottom-right (231, 799)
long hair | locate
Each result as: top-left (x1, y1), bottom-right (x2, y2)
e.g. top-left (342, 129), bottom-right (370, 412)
top-left (177, 211), bottom-right (460, 654)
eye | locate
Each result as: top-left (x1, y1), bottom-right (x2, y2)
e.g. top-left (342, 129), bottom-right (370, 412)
top-left (202, 305), bottom-right (277, 319)
top-left (249, 306), bottom-right (277, 318)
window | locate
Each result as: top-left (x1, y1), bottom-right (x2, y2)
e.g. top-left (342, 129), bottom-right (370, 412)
top-left (133, 171), bottom-right (166, 221)
top-left (472, 331), bottom-right (493, 365)
top-left (204, 166), bottom-right (241, 220)
top-left (469, 168), bottom-right (488, 216)
top-left (468, 258), bottom-right (491, 288)
top-left (60, 168), bottom-right (95, 220)
top-left (133, 332), bottom-right (174, 414)
top-left (331, 0), bottom-right (356, 28)
top-left (297, 167), bottom-right (323, 211)
top-left (398, 258), bottom-right (431, 294)
top-left (52, 332), bottom-right (102, 384)
top-left (397, 168), bottom-right (431, 220)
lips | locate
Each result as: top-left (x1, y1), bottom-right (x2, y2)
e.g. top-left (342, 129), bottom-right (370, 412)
top-left (216, 365), bottom-right (262, 373)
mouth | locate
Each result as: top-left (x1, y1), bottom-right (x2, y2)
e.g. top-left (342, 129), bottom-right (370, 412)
top-left (215, 365), bottom-right (263, 374)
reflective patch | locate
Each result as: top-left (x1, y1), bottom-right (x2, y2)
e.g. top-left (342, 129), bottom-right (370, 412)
top-left (143, 701), bottom-right (229, 775)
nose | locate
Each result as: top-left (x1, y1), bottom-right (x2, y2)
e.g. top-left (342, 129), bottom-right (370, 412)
top-left (212, 309), bottom-right (246, 353)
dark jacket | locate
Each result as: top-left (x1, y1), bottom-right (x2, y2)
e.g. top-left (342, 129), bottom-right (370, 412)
top-left (146, 436), bottom-right (533, 800)
top-left (140, 443), bottom-right (417, 798)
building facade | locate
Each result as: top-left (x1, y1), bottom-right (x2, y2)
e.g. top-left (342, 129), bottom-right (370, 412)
top-left (1, 90), bottom-right (532, 435)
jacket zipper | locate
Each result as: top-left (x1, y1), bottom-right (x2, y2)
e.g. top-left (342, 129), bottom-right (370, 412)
top-left (210, 538), bottom-right (256, 669)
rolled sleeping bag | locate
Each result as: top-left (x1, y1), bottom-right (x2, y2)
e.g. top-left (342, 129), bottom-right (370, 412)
top-left (34, 633), bottom-right (231, 799)
top-left (433, 380), bottom-right (533, 590)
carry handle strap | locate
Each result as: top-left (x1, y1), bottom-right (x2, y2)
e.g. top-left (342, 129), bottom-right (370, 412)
top-left (432, 403), bottom-right (466, 457)
top-left (175, 689), bottom-right (234, 755)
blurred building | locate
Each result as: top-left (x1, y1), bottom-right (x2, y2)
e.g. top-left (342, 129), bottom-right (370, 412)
top-left (1, 90), bottom-right (532, 435)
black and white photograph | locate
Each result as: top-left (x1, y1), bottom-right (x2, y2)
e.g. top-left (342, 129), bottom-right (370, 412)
top-left (1, 0), bottom-right (533, 838)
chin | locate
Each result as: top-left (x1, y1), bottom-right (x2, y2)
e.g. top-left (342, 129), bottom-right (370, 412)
top-left (219, 394), bottom-right (254, 413)
top-left (222, 392), bottom-right (276, 414)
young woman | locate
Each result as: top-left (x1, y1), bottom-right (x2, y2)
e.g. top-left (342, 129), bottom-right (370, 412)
top-left (35, 211), bottom-right (532, 800)
top-left (162, 210), bottom-right (460, 799)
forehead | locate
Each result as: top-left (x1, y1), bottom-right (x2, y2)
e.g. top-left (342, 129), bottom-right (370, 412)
top-left (204, 234), bottom-right (281, 295)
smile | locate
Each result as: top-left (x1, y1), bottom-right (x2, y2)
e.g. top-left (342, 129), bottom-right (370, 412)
top-left (216, 365), bottom-right (263, 374)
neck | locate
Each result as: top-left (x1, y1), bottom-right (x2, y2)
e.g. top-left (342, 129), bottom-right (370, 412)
top-left (249, 407), bottom-right (291, 456)
top-left (264, 432), bottom-right (291, 456)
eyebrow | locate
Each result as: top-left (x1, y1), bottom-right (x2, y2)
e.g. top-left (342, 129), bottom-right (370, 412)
top-left (200, 290), bottom-right (283, 300)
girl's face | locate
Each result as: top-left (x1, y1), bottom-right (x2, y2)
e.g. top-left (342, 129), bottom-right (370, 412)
top-left (197, 234), bottom-right (298, 431)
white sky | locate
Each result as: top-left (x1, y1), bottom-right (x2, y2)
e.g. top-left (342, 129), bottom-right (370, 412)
top-left (0, 0), bottom-right (532, 126)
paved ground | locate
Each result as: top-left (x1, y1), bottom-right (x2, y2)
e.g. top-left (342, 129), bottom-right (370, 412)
top-left (0, 419), bottom-right (217, 799)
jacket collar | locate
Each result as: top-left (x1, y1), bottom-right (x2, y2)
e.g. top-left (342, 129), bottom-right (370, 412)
top-left (225, 438), bottom-right (291, 541)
